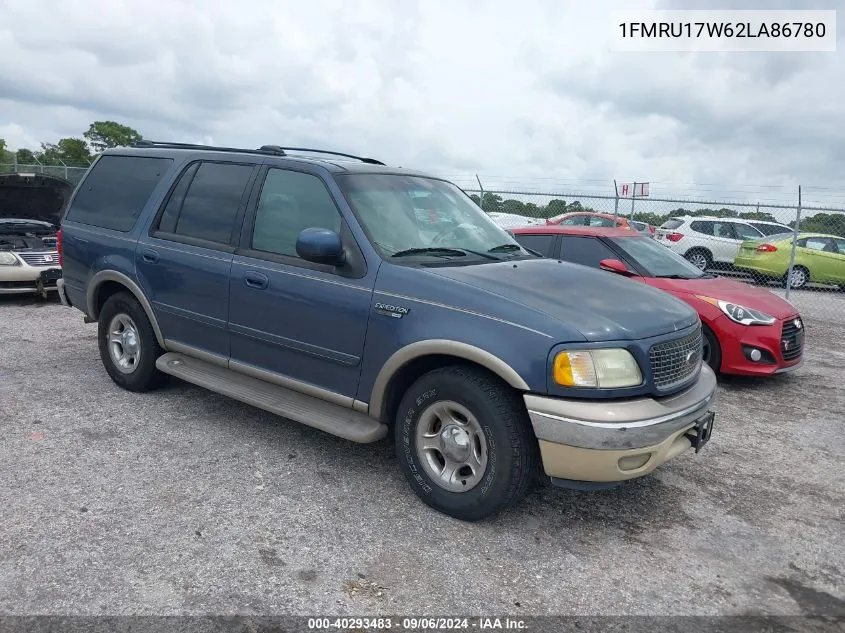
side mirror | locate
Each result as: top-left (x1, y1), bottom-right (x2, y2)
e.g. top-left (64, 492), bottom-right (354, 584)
top-left (599, 258), bottom-right (634, 276)
top-left (295, 228), bottom-right (346, 266)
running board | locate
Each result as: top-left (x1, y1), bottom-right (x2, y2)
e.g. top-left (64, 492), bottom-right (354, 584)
top-left (155, 352), bottom-right (387, 443)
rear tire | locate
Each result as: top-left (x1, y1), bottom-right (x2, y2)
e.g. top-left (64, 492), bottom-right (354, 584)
top-left (783, 266), bottom-right (809, 290)
top-left (395, 365), bottom-right (540, 521)
top-left (702, 325), bottom-right (722, 374)
top-left (684, 248), bottom-right (712, 272)
top-left (97, 292), bottom-right (166, 392)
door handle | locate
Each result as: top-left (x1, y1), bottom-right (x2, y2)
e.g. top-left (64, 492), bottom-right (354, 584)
top-left (140, 249), bottom-right (159, 264)
top-left (244, 271), bottom-right (269, 290)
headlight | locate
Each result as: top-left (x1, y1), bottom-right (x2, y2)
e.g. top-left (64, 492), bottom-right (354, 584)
top-left (0, 251), bottom-right (20, 266)
top-left (553, 348), bottom-right (642, 388)
top-left (697, 296), bottom-right (775, 326)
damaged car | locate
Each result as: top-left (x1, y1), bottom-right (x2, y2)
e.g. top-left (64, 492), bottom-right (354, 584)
top-left (0, 172), bottom-right (67, 297)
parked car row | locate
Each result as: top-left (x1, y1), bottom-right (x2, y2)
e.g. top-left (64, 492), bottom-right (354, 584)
top-left (53, 142), bottom-right (722, 521)
top-left (655, 215), bottom-right (845, 289)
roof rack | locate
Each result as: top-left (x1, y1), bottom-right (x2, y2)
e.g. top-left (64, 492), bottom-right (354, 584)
top-left (131, 141), bottom-right (385, 165)
top-left (257, 146), bottom-right (385, 165)
top-left (131, 140), bottom-right (287, 156)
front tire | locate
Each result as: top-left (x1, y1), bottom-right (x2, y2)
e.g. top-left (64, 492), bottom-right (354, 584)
top-left (97, 292), bottom-right (166, 392)
top-left (702, 325), bottom-right (722, 374)
top-left (395, 366), bottom-right (540, 521)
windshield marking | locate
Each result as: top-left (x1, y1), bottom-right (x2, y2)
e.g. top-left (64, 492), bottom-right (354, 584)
top-left (378, 291), bottom-right (554, 338)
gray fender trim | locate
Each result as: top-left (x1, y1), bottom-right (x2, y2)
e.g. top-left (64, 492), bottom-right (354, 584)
top-left (86, 270), bottom-right (167, 348)
top-left (369, 339), bottom-right (530, 419)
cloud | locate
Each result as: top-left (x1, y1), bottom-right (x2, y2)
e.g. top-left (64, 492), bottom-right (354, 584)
top-left (0, 0), bottom-right (843, 207)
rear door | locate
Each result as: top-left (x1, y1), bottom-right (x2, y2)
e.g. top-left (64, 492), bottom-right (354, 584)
top-left (135, 159), bottom-right (258, 360)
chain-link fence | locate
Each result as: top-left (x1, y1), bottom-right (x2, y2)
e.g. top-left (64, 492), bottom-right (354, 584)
top-left (1, 163), bottom-right (90, 185)
top-left (464, 187), bottom-right (845, 325)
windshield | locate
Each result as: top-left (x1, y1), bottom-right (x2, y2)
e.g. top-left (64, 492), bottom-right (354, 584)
top-left (338, 174), bottom-right (528, 260)
top-left (610, 235), bottom-right (707, 279)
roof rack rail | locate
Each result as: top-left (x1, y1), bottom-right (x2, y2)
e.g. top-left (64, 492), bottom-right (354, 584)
top-left (258, 146), bottom-right (385, 165)
top-left (131, 140), bottom-right (287, 156)
top-left (131, 141), bottom-right (385, 165)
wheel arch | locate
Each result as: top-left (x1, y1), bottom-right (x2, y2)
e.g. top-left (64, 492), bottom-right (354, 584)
top-left (86, 271), bottom-right (166, 348)
top-left (369, 340), bottom-right (530, 423)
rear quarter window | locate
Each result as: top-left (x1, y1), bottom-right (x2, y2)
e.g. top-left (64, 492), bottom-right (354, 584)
top-left (65, 155), bottom-right (173, 231)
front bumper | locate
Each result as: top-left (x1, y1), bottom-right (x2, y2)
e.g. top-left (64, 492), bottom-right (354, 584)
top-left (0, 264), bottom-right (62, 295)
top-left (713, 314), bottom-right (803, 376)
top-left (525, 364), bottom-right (717, 482)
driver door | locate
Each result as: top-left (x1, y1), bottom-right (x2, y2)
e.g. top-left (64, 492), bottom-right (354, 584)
top-left (227, 165), bottom-right (375, 400)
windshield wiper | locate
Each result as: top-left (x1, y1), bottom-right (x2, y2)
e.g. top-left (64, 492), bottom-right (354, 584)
top-left (653, 274), bottom-right (698, 280)
top-left (392, 246), bottom-right (498, 260)
top-left (487, 244), bottom-right (523, 253)
top-left (392, 247), bottom-right (468, 258)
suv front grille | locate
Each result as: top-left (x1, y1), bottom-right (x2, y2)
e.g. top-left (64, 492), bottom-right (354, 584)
top-left (780, 317), bottom-right (804, 361)
top-left (17, 251), bottom-right (59, 267)
top-left (649, 325), bottom-right (703, 390)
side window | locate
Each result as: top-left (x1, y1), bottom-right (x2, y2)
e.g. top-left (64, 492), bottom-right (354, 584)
top-left (804, 237), bottom-right (828, 251)
top-left (251, 168), bottom-right (342, 258)
top-left (170, 162), bottom-right (254, 244)
top-left (560, 215), bottom-right (583, 226)
top-left (588, 216), bottom-right (614, 227)
top-left (157, 162), bottom-right (200, 234)
top-left (65, 155), bottom-right (173, 231)
top-left (512, 233), bottom-right (556, 257)
top-left (712, 222), bottom-right (736, 239)
top-left (734, 223), bottom-right (762, 240)
top-left (690, 221), bottom-right (713, 236)
top-left (559, 235), bottom-right (618, 268)
top-left (833, 239), bottom-right (845, 254)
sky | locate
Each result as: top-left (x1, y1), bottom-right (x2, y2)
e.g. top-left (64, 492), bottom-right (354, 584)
top-left (0, 0), bottom-right (843, 209)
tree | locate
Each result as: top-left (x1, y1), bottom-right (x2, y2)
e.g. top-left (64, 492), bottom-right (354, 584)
top-left (480, 192), bottom-right (503, 213)
top-left (800, 213), bottom-right (845, 237)
top-left (545, 199), bottom-right (567, 216)
top-left (39, 138), bottom-right (92, 166)
top-left (502, 199), bottom-right (526, 215)
top-left (16, 148), bottom-right (36, 164)
top-left (83, 121), bottom-right (142, 153)
top-left (468, 193), bottom-right (482, 207)
top-left (0, 138), bottom-right (13, 165)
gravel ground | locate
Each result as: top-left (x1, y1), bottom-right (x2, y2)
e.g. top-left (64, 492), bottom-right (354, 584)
top-left (0, 290), bottom-right (843, 617)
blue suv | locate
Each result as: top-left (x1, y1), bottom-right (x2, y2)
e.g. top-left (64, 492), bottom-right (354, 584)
top-left (57, 142), bottom-right (717, 521)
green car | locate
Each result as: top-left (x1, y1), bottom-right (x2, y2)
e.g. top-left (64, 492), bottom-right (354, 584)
top-left (735, 232), bottom-right (845, 289)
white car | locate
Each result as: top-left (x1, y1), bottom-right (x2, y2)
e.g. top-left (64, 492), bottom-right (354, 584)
top-left (487, 212), bottom-right (545, 229)
top-left (0, 218), bottom-right (62, 296)
top-left (655, 216), bottom-right (792, 271)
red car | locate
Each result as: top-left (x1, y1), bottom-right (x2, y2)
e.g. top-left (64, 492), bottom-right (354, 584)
top-left (510, 225), bottom-right (805, 376)
top-left (546, 211), bottom-right (634, 231)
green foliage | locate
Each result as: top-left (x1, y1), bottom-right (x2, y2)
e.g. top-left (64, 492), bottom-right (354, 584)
top-left (2, 121), bottom-right (142, 169)
top-left (83, 120), bottom-right (143, 153)
top-left (38, 138), bottom-right (93, 166)
top-left (15, 148), bottom-right (36, 164)
top-left (799, 213), bottom-right (845, 237)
